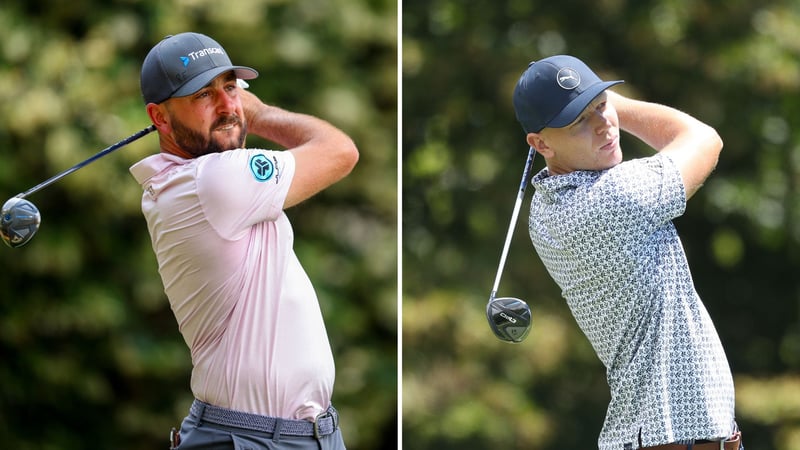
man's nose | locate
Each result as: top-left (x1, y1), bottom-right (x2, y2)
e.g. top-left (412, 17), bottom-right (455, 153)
top-left (594, 110), bottom-right (611, 133)
top-left (216, 89), bottom-right (237, 113)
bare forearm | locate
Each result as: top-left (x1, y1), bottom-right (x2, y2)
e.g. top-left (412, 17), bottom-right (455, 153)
top-left (241, 89), bottom-right (343, 148)
top-left (609, 91), bottom-right (716, 150)
top-left (608, 90), bottom-right (722, 198)
top-left (239, 88), bottom-right (359, 208)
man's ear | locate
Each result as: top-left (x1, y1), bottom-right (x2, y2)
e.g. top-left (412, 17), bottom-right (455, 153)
top-left (526, 132), bottom-right (553, 158)
top-left (146, 103), bottom-right (171, 134)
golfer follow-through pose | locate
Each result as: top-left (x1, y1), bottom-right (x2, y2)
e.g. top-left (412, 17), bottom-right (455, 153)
top-left (130, 32), bottom-right (358, 449)
top-left (512, 55), bottom-right (743, 450)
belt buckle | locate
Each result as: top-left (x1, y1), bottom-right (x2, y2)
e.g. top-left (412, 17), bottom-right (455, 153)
top-left (313, 419), bottom-right (321, 439)
top-left (313, 410), bottom-right (332, 439)
top-left (314, 409), bottom-right (339, 439)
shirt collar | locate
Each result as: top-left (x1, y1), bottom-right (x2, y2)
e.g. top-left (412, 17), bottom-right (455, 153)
top-left (129, 152), bottom-right (188, 185)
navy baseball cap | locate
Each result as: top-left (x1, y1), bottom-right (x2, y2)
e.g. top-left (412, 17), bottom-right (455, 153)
top-left (141, 32), bottom-right (258, 104)
top-left (513, 55), bottom-right (623, 133)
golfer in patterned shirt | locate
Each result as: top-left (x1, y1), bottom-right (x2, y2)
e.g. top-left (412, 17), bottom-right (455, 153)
top-left (512, 55), bottom-right (743, 450)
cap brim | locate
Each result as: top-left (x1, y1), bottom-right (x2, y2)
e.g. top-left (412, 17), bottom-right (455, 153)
top-left (547, 80), bottom-right (624, 129)
top-left (172, 65), bottom-right (259, 98)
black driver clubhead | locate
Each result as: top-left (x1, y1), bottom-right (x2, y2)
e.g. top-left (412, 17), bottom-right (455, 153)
top-left (486, 296), bottom-right (532, 343)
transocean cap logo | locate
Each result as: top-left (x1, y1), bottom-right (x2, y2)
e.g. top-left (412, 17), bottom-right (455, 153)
top-left (179, 47), bottom-right (225, 67)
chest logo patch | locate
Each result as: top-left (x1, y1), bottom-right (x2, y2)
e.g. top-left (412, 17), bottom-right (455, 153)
top-left (249, 154), bottom-right (274, 182)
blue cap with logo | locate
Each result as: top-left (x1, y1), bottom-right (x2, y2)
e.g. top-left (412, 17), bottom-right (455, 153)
top-left (513, 55), bottom-right (623, 133)
top-left (140, 32), bottom-right (258, 104)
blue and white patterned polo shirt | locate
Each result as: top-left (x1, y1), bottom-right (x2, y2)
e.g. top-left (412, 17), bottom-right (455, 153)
top-left (528, 153), bottom-right (735, 449)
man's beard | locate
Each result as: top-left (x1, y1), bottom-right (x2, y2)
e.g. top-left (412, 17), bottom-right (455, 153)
top-left (170, 114), bottom-right (247, 158)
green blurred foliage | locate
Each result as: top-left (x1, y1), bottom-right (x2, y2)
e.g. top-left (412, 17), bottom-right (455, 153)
top-left (403, 0), bottom-right (800, 449)
top-left (0, 0), bottom-right (397, 449)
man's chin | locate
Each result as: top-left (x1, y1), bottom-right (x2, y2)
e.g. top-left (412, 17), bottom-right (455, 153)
top-left (213, 128), bottom-right (245, 151)
top-left (214, 136), bottom-right (245, 151)
top-left (596, 151), bottom-right (623, 171)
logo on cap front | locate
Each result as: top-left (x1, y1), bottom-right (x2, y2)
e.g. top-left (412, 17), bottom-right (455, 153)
top-left (556, 67), bottom-right (581, 90)
top-left (178, 47), bottom-right (225, 68)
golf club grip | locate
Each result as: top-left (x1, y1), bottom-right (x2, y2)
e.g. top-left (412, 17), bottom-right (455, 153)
top-left (18, 125), bottom-right (157, 199)
top-left (489, 146), bottom-right (536, 299)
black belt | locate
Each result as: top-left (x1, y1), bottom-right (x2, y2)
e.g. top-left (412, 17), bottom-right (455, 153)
top-left (189, 400), bottom-right (339, 438)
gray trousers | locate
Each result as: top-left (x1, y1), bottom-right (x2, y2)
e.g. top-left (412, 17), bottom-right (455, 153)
top-left (175, 413), bottom-right (347, 450)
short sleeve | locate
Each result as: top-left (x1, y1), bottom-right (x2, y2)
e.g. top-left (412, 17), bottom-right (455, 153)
top-left (195, 149), bottom-right (296, 239)
top-left (596, 153), bottom-right (686, 234)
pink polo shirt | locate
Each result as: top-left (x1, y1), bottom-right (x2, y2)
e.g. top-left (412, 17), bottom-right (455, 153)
top-left (130, 149), bottom-right (335, 421)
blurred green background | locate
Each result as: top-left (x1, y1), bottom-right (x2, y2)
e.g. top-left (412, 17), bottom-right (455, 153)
top-left (0, 0), bottom-right (396, 449)
top-left (403, 0), bottom-right (800, 449)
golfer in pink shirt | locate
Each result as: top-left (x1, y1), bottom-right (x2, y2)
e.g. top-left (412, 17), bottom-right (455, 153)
top-left (130, 32), bottom-right (358, 450)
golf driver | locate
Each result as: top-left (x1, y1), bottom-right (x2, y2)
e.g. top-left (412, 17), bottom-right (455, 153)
top-left (486, 146), bottom-right (536, 343)
top-left (1, 125), bottom-right (156, 248)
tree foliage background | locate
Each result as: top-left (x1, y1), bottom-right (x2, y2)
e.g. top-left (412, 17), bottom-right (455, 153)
top-left (404, 0), bottom-right (800, 449)
top-left (0, 0), bottom-right (397, 449)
